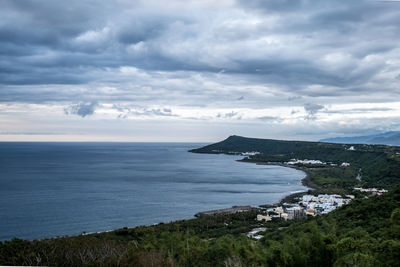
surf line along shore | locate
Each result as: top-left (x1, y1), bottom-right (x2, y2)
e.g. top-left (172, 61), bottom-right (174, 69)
top-left (239, 159), bottom-right (315, 206)
top-left (193, 159), bottom-right (313, 217)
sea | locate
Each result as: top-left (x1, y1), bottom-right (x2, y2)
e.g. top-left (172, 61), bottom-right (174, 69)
top-left (0, 142), bottom-right (307, 241)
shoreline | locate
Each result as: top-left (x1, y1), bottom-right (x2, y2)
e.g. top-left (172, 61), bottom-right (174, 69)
top-left (77, 160), bottom-right (314, 238)
top-left (236, 159), bottom-right (316, 205)
top-left (238, 160), bottom-right (318, 190)
top-left (3, 157), bottom-right (315, 242)
top-left (74, 159), bottom-right (313, 240)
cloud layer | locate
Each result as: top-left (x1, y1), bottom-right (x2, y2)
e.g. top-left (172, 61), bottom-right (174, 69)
top-left (0, 0), bottom-right (400, 140)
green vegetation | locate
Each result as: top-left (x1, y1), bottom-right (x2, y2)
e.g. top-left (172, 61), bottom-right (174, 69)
top-left (1, 136), bottom-right (400, 266)
top-left (191, 135), bottom-right (400, 190)
top-left (1, 188), bottom-right (399, 266)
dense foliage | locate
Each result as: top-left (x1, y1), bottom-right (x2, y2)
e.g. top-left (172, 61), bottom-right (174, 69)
top-left (1, 187), bottom-right (399, 266)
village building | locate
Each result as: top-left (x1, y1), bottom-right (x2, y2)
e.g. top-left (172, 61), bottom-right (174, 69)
top-left (256, 214), bottom-right (272, 221)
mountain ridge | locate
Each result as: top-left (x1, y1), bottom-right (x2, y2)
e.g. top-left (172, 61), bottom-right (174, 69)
top-left (320, 131), bottom-right (400, 146)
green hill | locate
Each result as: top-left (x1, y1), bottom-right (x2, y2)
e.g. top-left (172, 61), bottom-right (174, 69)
top-left (191, 135), bottom-right (400, 189)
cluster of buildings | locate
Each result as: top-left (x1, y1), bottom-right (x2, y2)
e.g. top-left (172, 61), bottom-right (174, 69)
top-left (255, 188), bottom-right (389, 223)
top-left (354, 187), bottom-right (388, 196)
top-left (286, 159), bottom-right (326, 165)
top-left (251, 188), bottom-right (388, 239)
top-left (211, 150), bottom-right (261, 156)
top-left (257, 205), bottom-right (307, 222)
top-left (240, 151), bottom-right (261, 156)
top-left (299, 194), bottom-right (353, 215)
top-left (257, 194), bottom-right (354, 222)
top-left (286, 159), bottom-right (351, 167)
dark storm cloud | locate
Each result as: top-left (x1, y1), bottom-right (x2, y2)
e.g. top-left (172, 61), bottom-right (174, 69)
top-left (64, 102), bottom-right (98, 117)
top-left (304, 103), bottom-right (325, 119)
top-left (0, 0), bottom-right (399, 107)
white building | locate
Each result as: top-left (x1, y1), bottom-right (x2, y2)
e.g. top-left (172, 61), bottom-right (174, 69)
top-left (287, 159), bottom-right (326, 165)
top-left (257, 214), bottom-right (272, 221)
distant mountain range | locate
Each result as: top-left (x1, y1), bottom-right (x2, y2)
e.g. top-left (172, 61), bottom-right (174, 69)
top-left (320, 131), bottom-right (400, 146)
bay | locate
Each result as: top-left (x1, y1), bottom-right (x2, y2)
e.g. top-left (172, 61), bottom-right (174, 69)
top-left (0, 142), bottom-right (306, 240)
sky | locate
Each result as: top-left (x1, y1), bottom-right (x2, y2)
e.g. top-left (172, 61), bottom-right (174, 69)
top-left (0, 0), bottom-right (400, 142)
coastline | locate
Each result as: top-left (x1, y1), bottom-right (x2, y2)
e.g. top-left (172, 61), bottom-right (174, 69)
top-left (78, 159), bottom-right (315, 239)
top-left (72, 159), bottom-right (312, 240)
top-left (77, 159), bottom-right (312, 238)
top-left (236, 159), bottom-right (316, 205)
top-left (2, 156), bottom-right (314, 242)
top-left (239, 160), bottom-right (317, 189)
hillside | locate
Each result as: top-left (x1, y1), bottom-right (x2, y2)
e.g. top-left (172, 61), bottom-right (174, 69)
top-left (190, 135), bottom-right (400, 189)
top-left (1, 187), bottom-right (399, 266)
top-left (320, 131), bottom-right (400, 146)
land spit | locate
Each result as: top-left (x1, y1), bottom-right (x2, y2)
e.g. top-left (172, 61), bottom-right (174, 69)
top-left (195, 205), bottom-right (254, 218)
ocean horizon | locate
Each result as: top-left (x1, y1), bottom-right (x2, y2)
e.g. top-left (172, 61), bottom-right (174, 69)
top-left (0, 142), bottom-right (307, 241)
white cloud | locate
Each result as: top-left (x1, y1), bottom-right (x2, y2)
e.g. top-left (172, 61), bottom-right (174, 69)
top-left (75, 27), bottom-right (111, 43)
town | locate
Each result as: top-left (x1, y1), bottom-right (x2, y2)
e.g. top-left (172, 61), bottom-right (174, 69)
top-left (286, 158), bottom-right (351, 167)
top-left (256, 186), bottom-right (388, 223)
top-left (256, 193), bottom-right (354, 223)
top-left (194, 188), bottom-right (388, 222)
top-left (248, 187), bottom-right (388, 240)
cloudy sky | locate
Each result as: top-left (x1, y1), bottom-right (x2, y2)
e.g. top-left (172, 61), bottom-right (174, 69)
top-left (1, 0), bottom-right (400, 142)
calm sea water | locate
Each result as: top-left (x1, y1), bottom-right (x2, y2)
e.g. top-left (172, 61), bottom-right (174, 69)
top-left (0, 142), bottom-right (306, 241)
